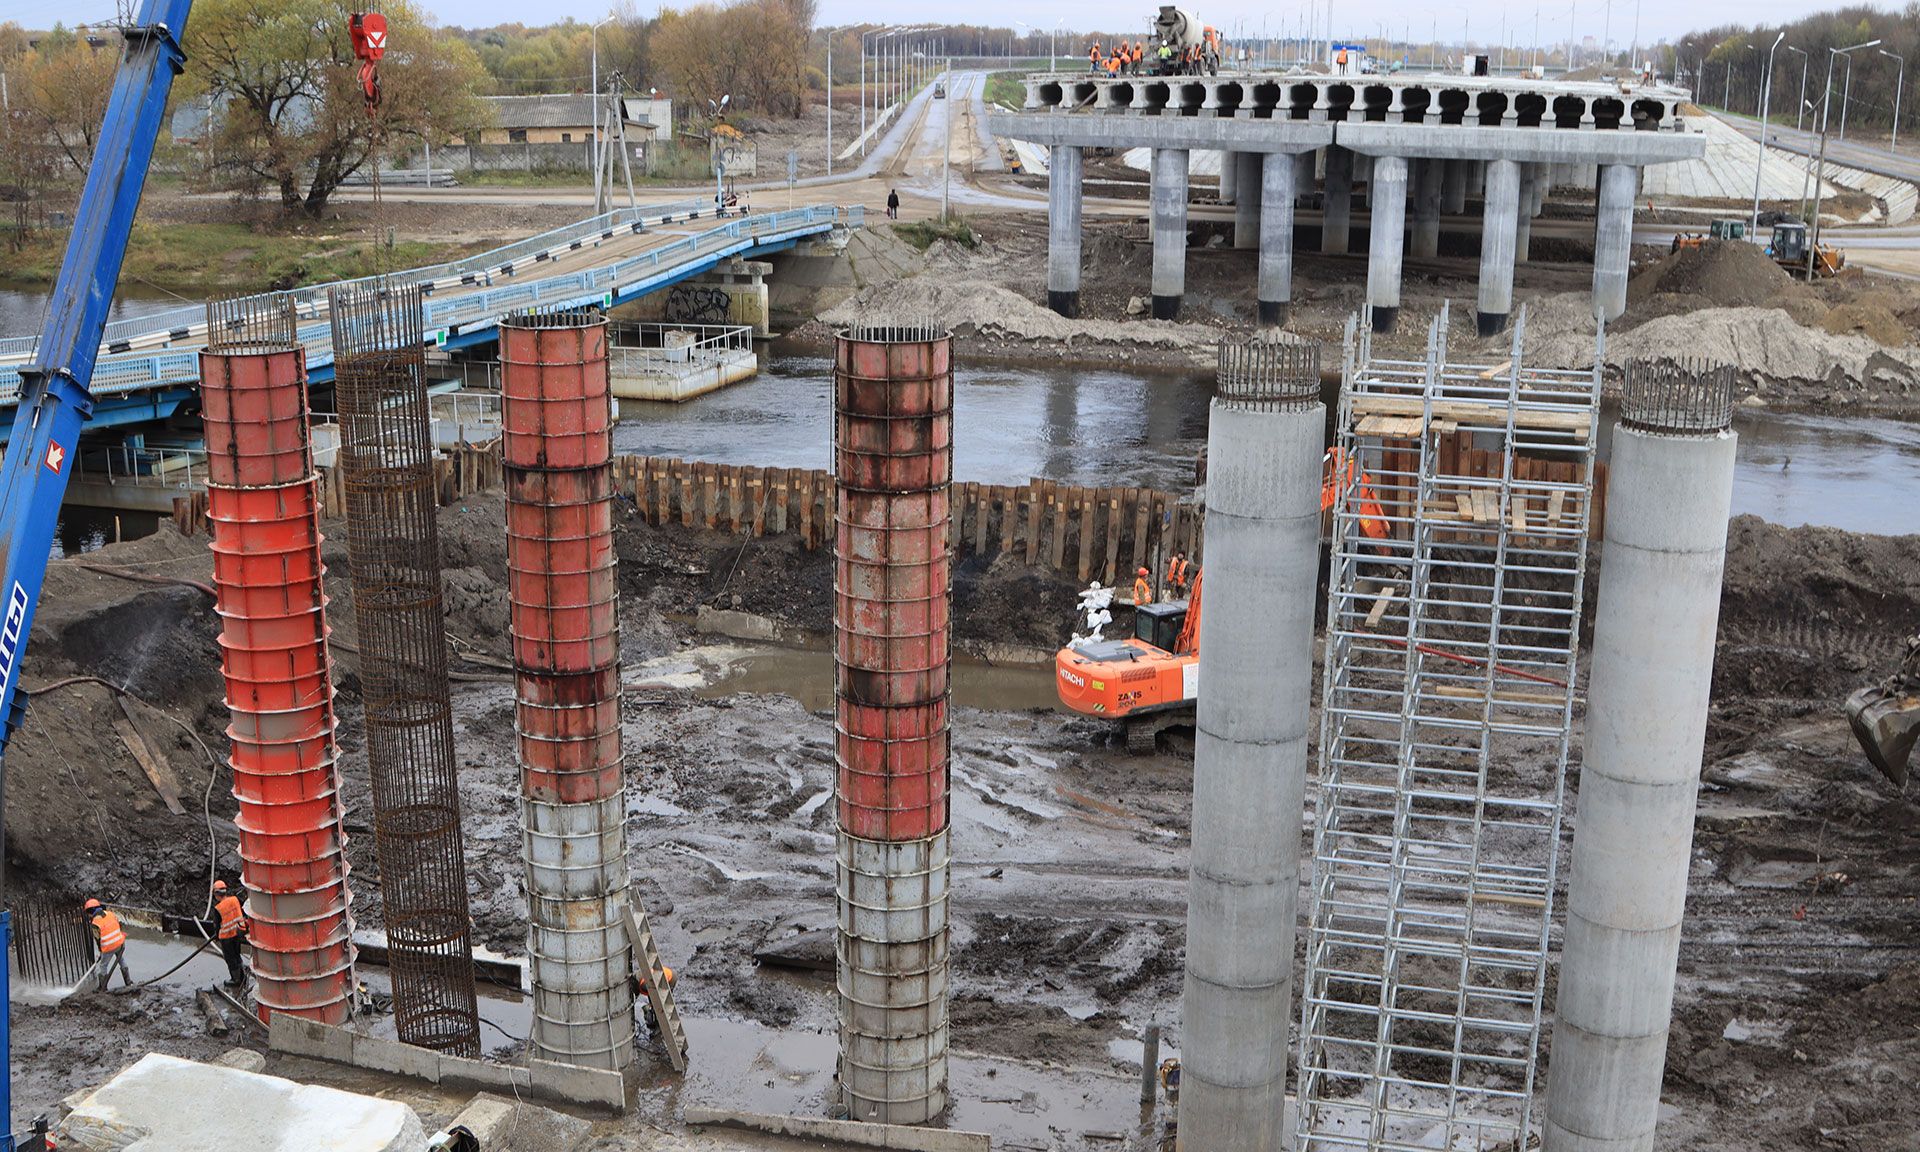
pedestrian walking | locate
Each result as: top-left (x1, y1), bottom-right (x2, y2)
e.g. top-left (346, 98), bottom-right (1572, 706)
top-left (886, 189), bottom-right (900, 219)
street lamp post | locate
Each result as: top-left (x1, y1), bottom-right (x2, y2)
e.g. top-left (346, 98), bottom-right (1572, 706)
top-left (590, 12), bottom-right (615, 213)
top-left (1751, 31), bottom-right (1785, 238)
top-left (1787, 44), bottom-right (1808, 133)
top-left (1813, 38), bottom-right (1883, 269)
top-left (1842, 50), bottom-right (1859, 140)
top-left (1882, 48), bottom-right (1906, 148)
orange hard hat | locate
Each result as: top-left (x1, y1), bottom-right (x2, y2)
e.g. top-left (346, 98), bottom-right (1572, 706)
top-left (84, 898), bottom-right (103, 911)
top-left (1137, 567), bottom-right (1149, 576)
top-left (213, 880), bottom-right (228, 892)
top-left (663, 966), bottom-right (675, 984)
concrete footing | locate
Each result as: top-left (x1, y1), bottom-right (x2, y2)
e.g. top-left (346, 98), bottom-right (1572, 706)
top-left (1151, 147), bottom-right (1190, 320)
top-left (1544, 401), bottom-right (1737, 1152)
top-left (1257, 152), bottom-right (1298, 326)
top-left (1322, 146), bottom-right (1352, 255)
top-left (1047, 144), bottom-right (1084, 319)
top-left (1476, 158), bottom-right (1521, 336)
top-left (1177, 354), bottom-right (1321, 1152)
top-left (1366, 155), bottom-right (1408, 334)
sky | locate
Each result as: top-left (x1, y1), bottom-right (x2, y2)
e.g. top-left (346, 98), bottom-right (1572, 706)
top-left (0, 0), bottom-right (1851, 51)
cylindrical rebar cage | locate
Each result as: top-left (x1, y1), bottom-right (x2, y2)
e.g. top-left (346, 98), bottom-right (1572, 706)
top-left (1620, 358), bottom-right (1736, 436)
top-left (499, 306), bottom-right (636, 1073)
top-left (1216, 334), bottom-right (1321, 411)
top-left (201, 294), bottom-right (356, 1024)
top-left (832, 322), bottom-right (953, 1126)
top-left (328, 281), bottom-right (481, 1056)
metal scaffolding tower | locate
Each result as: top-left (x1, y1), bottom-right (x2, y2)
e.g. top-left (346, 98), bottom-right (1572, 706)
top-left (1298, 303), bottom-right (1601, 1151)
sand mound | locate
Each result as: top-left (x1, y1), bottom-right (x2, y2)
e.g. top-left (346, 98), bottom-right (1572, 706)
top-left (1627, 241), bottom-right (1793, 310)
top-left (1819, 302), bottom-right (1909, 347)
top-left (819, 277), bottom-right (1218, 354)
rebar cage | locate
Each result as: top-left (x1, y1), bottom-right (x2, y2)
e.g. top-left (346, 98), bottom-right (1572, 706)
top-left (328, 279), bottom-right (482, 1056)
top-left (1297, 302), bottom-right (1602, 1151)
top-left (9, 896), bottom-right (95, 988)
top-left (206, 293), bottom-right (298, 354)
top-left (1215, 334), bottom-right (1321, 411)
top-left (1620, 358), bottom-right (1736, 436)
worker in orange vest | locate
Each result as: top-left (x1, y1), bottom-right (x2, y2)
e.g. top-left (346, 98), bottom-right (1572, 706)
top-left (1165, 551), bottom-right (1191, 598)
top-left (633, 963), bottom-right (676, 1033)
top-left (1132, 566), bottom-right (1154, 606)
top-left (86, 898), bottom-right (131, 991)
top-left (1336, 47), bottom-right (1350, 75)
top-left (1322, 448), bottom-right (1391, 541)
top-left (1132, 41), bottom-right (1145, 75)
top-left (1089, 42), bottom-right (1103, 73)
top-left (212, 879), bottom-right (250, 990)
top-left (1105, 52), bottom-right (1123, 77)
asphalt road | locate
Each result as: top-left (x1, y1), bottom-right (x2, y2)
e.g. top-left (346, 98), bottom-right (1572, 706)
top-left (1716, 109), bottom-right (1920, 186)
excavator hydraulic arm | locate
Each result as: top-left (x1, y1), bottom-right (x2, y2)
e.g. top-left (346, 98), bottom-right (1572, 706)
top-left (1847, 635), bottom-right (1920, 787)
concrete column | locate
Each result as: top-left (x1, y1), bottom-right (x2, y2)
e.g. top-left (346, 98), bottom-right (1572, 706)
top-left (1515, 165), bottom-right (1536, 265)
top-left (1441, 159), bottom-right (1468, 214)
top-left (1233, 151), bottom-right (1262, 250)
top-left (1530, 163), bottom-right (1548, 217)
top-left (1047, 144), bottom-right (1084, 318)
top-left (1293, 152), bottom-right (1315, 205)
top-left (1177, 343), bottom-right (1323, 1152)
top-left (1356, 154), bottom-right (1373, 209)
top-left (1593, 163), bottom-right (1637, 323)
top-left (1475, 159), bottom-right (1520, 336)
top-left (1411, 158), bottom-right (1442, 260)
top-left (1545, 375), bottom-right (1737, 1152)
top-left (1365, 155), bottom-right (1408, 333)
top-left (1322, 146), bottom-right (1353, 255)
top-left (1217, 150), bottom-right (1238, 205)
top-left (1152, 147), bottom-right (1190, 320)
top-left (1257, 152), bottom-right (1298, 325)
top-left (1469, 159), bottom-right (1487, 198)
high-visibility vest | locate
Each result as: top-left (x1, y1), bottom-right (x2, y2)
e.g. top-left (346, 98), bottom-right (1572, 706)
top-left (216, 895), bottom-right (247, 940)
top-left (1337, 49), bottom-right (1349, 64)
top-left (1133, 577), bottom-right (1153, 605)
top-left (1322, 449), bottom-right (1390, 540)
top-left (1090, 46), bottom-right (1101, 61)
top-left (1166, 556), bottom-right (1189, 587)
top-left (95, 910), bottom-right (125, 954)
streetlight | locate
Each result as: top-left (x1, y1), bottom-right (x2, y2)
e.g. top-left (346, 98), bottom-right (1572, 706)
top-left (590, 11), bottom-right (616, 212)
top-left (1786, 44), bottom-right (1809, 132)
top-left (1750, 31), bottom-right (1785, 239)
top-left (1882, 48), bottom-right (1905, 149)
top-left (1828, 37), bottom-right (1879, 145)
top-left (1813, 38), bottom-right (1882, 272)
top-left (860, 27), bottom-right (900, 158)
top-left (1725, 44), bottom-right (1751, 110)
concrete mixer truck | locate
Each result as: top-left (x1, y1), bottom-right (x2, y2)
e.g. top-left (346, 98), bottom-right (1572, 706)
top-left (1153, 6), bottom-right (1220, 76)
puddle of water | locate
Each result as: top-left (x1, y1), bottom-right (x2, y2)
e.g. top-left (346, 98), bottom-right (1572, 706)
top-left (682, 641), bottom-right (1059, 713)
top-left (1727, 409), bottom-right (1920, 534)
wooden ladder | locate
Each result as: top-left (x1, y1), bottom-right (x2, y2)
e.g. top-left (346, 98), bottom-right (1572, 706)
top-left (624, 903), bottom-right (689, 1072)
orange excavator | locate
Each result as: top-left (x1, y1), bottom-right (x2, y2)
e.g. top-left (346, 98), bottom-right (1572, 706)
top-left (1056, 569), bottom-right (1204, 753)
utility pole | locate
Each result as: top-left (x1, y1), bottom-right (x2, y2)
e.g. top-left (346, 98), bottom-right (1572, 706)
top-left (1788, 44), bottom-right (1808, 133)
top-left (1751, 32), bottom-right (1784, 239)
top-left (1883, 48), bottom-right (1905, 149)
top-left (826, 31), bottom-right (833, 175)
top-left (941, 60), bottom-right (952, 222)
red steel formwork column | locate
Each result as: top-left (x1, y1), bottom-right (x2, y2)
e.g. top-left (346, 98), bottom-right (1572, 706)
top-left (200, 295), bottom-right (355, 1025)
top-left (499, 307), bottom-right (636, 1073)
top-left (834, 323), bottom-right (954, 1126)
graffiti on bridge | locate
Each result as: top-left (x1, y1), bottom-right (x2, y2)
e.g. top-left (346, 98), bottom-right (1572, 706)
top-left (665, 285), bottom-right (733, 324)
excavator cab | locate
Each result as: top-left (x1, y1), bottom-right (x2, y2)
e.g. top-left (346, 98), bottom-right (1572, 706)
top-left (1770, 221), bottom-right (1808, 264)
top-left (1847, 636), bottom-right (1920, 787)
top-left (1135, 600), bottom-right (1190, 654)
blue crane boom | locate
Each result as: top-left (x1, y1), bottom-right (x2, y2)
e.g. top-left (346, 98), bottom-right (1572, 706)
top-left (0, 1), bottom-right (193, 1146)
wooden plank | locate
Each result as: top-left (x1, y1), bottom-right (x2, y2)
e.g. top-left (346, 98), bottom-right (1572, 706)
top-left (1077, 491), bottom-right (1095, 583)
top-left (1104, 496), bottom-right (1122, 584)
top-left (1025, 482), bottom-right (1044, 565)
top-left (973, 484), bottom-right (989, 556)
top-left (1049, 485), bottom-right (1068, 573)
top-left (1546, 488), bottom-right (1566, 528)
top-left (750, 475), bottom-right (767, 537)
top-left (1477, 359), bottom-right (1513, 380)
top-left (1455, 492), bottom-right (1475, 521)
top-left (703, 467), bottom-right (720, 530)
top-left (799, 473), bottom-right (814, 545)
top-left (1472, 489), bottom-right (1498, 523)
top-left (1131, 491), bottom-right (1150, 573)
top-left (1365, 584), bottom-right (1397, 629)
top-left (1351, 394), bottom-right (1591, 437)
top-left (950, 482), bottom-right (965, 553)
top-left (1356, 414), bottom-right (1426, 438)
top-left (1510, 495), bottom-right (1529, 535)
top-left (113, 698), bottom-right (185, 817)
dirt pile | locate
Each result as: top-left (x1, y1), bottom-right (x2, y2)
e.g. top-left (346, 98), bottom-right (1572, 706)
top-left (1627, 241), bottom-right (1793, 310)
top-left (818, 276), bottom-right (1219, 358)
top-left (1820, 300), bottom-right (1909, 347)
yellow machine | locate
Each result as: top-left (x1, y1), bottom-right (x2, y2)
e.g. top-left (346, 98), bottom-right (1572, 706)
top-left (1768, 221), bottom-right (1845, 278)
top-left (1848, 635), bottom-right (1920, 786)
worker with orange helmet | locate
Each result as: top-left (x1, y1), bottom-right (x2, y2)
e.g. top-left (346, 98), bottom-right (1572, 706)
top-left (1132, 567), bottom-right (1154, 607)
top-left (1165, 550), bottom-right (1191, 598)
top-left (1089, 42), bottom-right (1103, 73)
top-left (634, 963), bottom-right (677, 1033)
top-left (86, 898), bottom-right (132, 991)
top-left (212, 879), bottom-right (251, 990)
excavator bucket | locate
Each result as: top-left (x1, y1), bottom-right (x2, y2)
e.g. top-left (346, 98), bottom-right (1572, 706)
top-left (1846, 683), bottom-right (1920, 787)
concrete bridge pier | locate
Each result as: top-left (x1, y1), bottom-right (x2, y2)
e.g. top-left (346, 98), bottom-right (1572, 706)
top-left (1234, 152), bottom-right (1262, 250)
top-left (1441, 159), bottom-right (1468, 214)
top-left (1047, 144), bottom-right (1084, 318)
top-left (1258, 152), bottom-right (1299, 326)
top-left (1366, 156), bottom-right (1408, 333)
top-left (1152, 147), bottom-right (1190, 320)
top-left (1593, 163), bottom-right (1638, 322)
top-left (1516, 165), bottom-right (1537, 265)
top-left (1411, 158), bottom-right (1442, 259)
top-left (1477, 158), bottom-right (1521, 336)
top-left (1529, 163), bottom-right (1549, 217)
top-left (1217, 151), bottom-right (1238, 205)
top-left (1294, 152), bottom-right (1315, 205)
top-left (1322, 146), bottom-right (1353, 255)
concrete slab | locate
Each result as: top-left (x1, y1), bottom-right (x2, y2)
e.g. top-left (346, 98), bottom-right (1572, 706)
top-left (443, 1093), bottom-right (592, 1152)
top-left (61, 1053), bottom-right (426, 1152)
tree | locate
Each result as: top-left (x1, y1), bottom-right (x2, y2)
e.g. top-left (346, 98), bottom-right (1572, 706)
top-left (182, 0), bottom-right (491, 217)
top-left (12, 25), bottom-right (118, 172)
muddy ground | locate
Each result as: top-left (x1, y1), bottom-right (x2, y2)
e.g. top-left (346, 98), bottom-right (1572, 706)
top-left (8, 479), bottom-right (1919, 1150)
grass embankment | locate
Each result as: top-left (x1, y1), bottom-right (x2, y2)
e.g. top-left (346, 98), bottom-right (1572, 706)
top-left (892, 217), bottom-right (976, 250)
top-left (2, 220), bottom-right (487, 294)
top-left (984, 72), bottom-right (1027, 110)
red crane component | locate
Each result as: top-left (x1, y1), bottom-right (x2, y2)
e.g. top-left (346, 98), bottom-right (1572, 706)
top-left (349, 12), bottom-right (388, 114)
top-left (200, 299), bottom-right (355, 1025)
top-left (833, 329), bottom-right (953, 844)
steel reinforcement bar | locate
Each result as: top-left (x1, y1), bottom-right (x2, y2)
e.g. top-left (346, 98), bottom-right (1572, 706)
top-left (328, 280), bottom-right (481, 1056)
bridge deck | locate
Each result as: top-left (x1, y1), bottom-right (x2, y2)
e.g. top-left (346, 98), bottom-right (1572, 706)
top-left (0, 201), bottom-right (856, 423)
